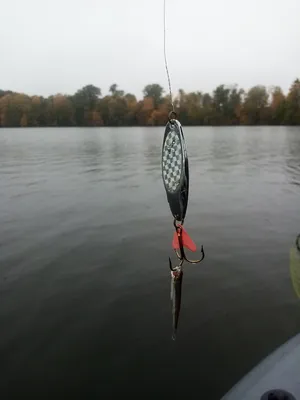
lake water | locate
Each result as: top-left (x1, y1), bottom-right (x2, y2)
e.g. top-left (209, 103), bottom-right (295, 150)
top-left (1, 126), bottom-right (300, 399)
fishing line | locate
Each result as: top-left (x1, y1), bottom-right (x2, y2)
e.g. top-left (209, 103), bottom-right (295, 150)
top-left (163, 0), bottom-right (174, 112)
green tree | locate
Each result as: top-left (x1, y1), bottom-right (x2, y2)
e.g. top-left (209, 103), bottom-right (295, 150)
top-left (100, 87), bottom-right (128, 127)
top-left (212, 85), bottom-right (230, 124)
top-left (270, 86), bottom-right (286, 125)
top-left (227, 85), bottom-right (244, 124)
top-left (72, 84), bottom-right (101, 125)
top-left (241, 85), bottom-right (269, 124)
top-left (109, 83), bottom-right (124, 97)
top-left (143, 84), bottom-right (164, 108)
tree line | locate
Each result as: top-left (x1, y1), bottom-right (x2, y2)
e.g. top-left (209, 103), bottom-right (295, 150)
top-left (0, 79), bottom-right (299, 127)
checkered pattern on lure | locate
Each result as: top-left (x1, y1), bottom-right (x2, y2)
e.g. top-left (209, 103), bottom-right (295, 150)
top-left (162, 128), bottom-right (183, 193)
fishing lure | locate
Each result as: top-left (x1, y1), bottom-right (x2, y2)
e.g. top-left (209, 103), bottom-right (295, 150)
top-left (162, 112), bottom-right (205, 340)
top-left (162, 0), bottom-right (205, 340)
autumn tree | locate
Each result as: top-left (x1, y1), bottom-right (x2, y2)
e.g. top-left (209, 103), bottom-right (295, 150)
top-left (285, 79), bottom-right (300, 125)
top-left (0, 93), bottom-right (31, 126)
top-left (0, 95), bottom-right (9, 126)
top-left (51, 94), bottom-right (74, 126)
top-left (149, 98), bottom-right (169, 126)
top-left (29, 96), bottom-right (42, 126)
top-left (1, 79), bottom-right (300, 127)
top-left (124, 93), bottom-right (138, 125)
top-left (136, 97), bottom-right (155, 125)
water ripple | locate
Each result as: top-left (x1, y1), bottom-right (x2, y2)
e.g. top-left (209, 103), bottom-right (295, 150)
top-left (1, 126), bottom-right (300, 400)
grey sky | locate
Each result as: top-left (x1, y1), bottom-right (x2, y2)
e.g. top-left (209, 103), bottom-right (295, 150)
top-left (1, 0), bottom-right (299, 98)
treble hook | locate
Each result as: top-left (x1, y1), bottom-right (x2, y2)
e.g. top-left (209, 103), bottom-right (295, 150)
top-left (171, 219), bottom-right (205, 266)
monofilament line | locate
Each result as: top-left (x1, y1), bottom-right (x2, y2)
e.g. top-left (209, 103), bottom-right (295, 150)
top-left (163, 0), bottom-right (174, 112)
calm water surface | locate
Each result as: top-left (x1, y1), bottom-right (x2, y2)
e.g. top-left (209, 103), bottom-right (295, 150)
top-left (1, 126), bottom-right (300, 399)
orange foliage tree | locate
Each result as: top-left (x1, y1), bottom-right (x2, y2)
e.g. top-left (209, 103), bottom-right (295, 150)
top-left (0, 79), bottom-right (299, 127)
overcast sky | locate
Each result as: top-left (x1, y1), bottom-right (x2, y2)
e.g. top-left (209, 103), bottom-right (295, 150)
top-left (1, 0), bottom-right (299, 98)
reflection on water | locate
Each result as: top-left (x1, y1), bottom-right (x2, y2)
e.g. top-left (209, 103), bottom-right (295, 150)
top-left (79, 133), bottom-right (104, 175)
top-left (0, 126), bottom-right (300, 400)
top-left (210, 128), bottom-right (240, 164)
top-left (285, 128), bottom-right (300, 187)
